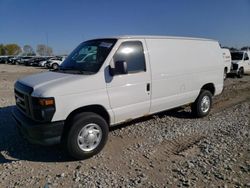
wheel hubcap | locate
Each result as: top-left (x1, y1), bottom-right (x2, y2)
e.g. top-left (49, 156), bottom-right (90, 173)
top-left (201, 96), bottom-right (210, 113)
top-left (77, 123), bottom-right (102, 152)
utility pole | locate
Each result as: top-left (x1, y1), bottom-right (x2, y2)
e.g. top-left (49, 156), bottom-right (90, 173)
top-left (46, 32), bottom-right (49, 56)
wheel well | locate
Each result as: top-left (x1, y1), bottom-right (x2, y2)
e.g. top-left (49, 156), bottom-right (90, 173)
top-left (201, 83), bottom-right (215, 96)
top-left (61, 105), bottom-right (110, 140)
top-left (65, 105), bottom-right (110, 125)
top-left (224, 67), bottom-right (227, 72)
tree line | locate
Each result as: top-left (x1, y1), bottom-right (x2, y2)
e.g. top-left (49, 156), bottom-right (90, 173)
top-left (0, 44), bottom-right (53, 56)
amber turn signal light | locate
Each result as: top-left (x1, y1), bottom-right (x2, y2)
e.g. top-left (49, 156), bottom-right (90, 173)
top-left (38, 98), bottom-right (54, 106)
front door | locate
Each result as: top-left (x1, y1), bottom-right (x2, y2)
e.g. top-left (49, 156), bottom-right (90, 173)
top-left (106, 40), bottom-right (151, 123)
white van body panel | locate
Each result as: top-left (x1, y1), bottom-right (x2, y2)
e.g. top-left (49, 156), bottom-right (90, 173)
top-left (231, 51), bottom-right (250, 73)
top-left (105, 39), bottom-right (151, 123)
top-left (246, 51), bottom-right (250, 72)
top-left (145, 38), bottom-right (223, 114)
top-left (221, 48), bottom-right (231, 73)
top-left (243, 51), bottom-right (250, 72)
top-left (19, 71), bottom-right (114, 123)
top-left (16, 36), bottom-right (224, 125)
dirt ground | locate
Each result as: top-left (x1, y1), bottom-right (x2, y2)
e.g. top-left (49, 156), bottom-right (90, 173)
top-left (0, 64), bottom-right (249, 188)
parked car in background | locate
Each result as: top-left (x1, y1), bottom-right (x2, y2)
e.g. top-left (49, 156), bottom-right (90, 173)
top-left (12, 36), bottom-right (224, 159)
top-left (221, 48), bottom-right (232, 79)
top-left (6, 56), bottom-right (15, 64)
top-left (24, 57), bottom-right (50, 66)
top-left (45, 56), bottom-right (66, 69)
top-left (38, 56), bottom-right (55, 67)
top-left (39, 60), bottom-right (49, 67)
top-left (18, 56), bottom-right (34, 65)
top-left (0, 56), bottom-right (7, 64)
top-left (9, 56), bottom-right (18, 64)
top-left (11, 56), bottom-right (22, 65)
top-left (0, 56), bottom-right (15, 64)
top-left (230, 51), bottom-right (250, 78)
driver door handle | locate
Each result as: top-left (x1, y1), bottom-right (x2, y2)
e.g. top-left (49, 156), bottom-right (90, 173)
top-left (146, 83), bottom-right (150, 92)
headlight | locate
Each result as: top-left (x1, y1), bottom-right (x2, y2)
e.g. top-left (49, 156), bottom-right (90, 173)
top-left (38, 98), bottom-right (55, 106)
top-left (32, 97), bottom-right (56, 121)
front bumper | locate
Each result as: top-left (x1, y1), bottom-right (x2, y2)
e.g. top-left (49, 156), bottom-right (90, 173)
top-left (12, 106), bottom-right (64, 145)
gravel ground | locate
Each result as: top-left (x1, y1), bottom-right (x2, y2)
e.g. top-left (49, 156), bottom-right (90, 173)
top-left (0, 64), bottom-right (249, 188)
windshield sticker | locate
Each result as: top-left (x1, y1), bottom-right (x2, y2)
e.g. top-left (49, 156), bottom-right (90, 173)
top-left (99, 42), bottom-right (113, 48)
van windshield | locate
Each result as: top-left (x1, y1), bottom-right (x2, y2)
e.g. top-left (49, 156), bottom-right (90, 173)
top-left (231, 52), bottom-right (243, 60)
top-left (60, 39), bottom-right (117, 74)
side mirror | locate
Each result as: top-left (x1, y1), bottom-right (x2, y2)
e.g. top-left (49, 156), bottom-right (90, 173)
top-left (110, 61), bottom-right (128, 76)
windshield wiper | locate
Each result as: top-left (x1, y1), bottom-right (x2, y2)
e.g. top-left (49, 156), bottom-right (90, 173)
top-left (55, 67), bottom-right (94, 75)
top-left (77, 68), bottom-right (95, 75)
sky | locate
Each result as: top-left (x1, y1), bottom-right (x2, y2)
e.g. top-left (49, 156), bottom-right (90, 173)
top-left (0, 0), bottom-right (250, 55)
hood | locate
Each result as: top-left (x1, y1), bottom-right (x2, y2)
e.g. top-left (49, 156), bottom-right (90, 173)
top-left (18, 71), bottom-right (104, 97)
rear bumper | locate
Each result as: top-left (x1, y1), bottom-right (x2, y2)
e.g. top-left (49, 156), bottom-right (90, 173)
top-left (12, 107), bottom-right (64, 145)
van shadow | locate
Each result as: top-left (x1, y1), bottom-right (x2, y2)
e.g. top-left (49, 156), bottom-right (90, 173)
top-left (0, 105), bottom-right (193, 164)
top-left (0, 106), bottom-right (72, 164)
top-left (110, 106), bottom-right (194, 131)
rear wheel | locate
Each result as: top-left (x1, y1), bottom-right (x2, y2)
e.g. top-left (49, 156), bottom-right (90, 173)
top-left (191, 90), bottom-right (212, 118)
top-left (52, 63), bottom-right (59, 70)
top-left (65, 112), bottom-right (109, 159)
top-left (237, 67), bottom-right (244, 78)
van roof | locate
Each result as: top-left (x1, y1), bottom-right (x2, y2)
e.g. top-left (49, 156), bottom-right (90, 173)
top-left (110, 35), bottom-right (216, 42)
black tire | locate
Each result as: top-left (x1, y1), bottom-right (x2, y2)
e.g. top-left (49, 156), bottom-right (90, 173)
top-left (191, 90), bottom-right (212, 118)
top-left (223, 68), bottom-right (227, 80)
top-left (237, 67), bottom-right (244, 78)
top-left (65, 112), bottom-right (109, 159)
top-left (52, 63), bottom-right (59, 70)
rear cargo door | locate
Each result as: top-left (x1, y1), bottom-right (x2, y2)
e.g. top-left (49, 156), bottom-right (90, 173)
top-left (106, 40), bottom-right (151, 123)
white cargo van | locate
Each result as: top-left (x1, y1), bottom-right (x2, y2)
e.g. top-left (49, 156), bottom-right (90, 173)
top-left (230, 51), bottom-right (250, 78)
top-left (221, 48), bottom-right (232, 79)
top-left (12, 36), bottom-right (224, 159)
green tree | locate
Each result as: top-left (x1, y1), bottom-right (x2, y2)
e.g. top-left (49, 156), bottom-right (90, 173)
top-left (5, 44), bottom-right (22, 55)
top-left (0, 44), bottom-right (7, 55)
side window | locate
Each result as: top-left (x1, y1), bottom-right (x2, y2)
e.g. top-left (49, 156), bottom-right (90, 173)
top-left (244, 53), bottom-right (249, 60)
top-left (113, 41), bottom-right (146, 73)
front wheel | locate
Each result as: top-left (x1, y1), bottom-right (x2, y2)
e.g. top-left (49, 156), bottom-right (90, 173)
top-left (191, 90), bottom-right (212, 118)
top-left (65, 112), bottom-right (109, 159)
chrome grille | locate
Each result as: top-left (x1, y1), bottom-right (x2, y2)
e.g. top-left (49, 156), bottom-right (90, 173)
top-left (15, 89), bottom-right (26, 111)
top-left (14, 82), bottom-right (33, 118)
top-left (15, 89), bottom-right (30, 115)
